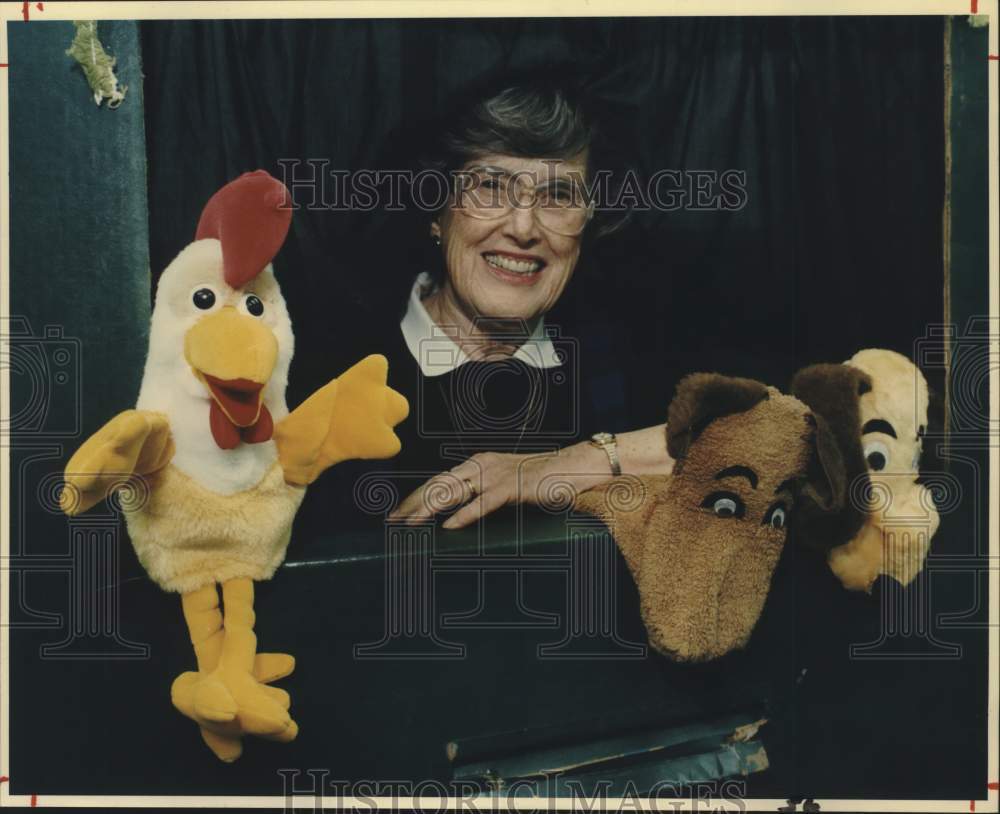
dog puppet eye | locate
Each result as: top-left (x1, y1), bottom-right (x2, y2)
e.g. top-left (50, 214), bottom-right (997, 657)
top-left (763, 502), bottom-right (788, 530)
top-left (701, 491), bottom-right (746, 519)
top-left (863, 439), bottom-right (890, 472)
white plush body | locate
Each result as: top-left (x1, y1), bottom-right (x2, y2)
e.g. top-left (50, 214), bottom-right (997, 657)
top-left (127, 238), bottom-right (305, 592)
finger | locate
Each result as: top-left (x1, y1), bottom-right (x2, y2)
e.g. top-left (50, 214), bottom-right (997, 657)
top-left (419, 471), bottom-right (479, 517)
top-left (387, 484), bottom-right (428, 520)
top-left (441, 496), bottom-right (484, 530)
top-left (390, 473), bottom-right (468, 521)
top-left (442, 487), bottom-right (508, 530)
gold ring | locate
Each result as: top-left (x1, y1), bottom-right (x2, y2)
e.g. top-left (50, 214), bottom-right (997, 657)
top-left (463, 477), bottom-right (478, 498)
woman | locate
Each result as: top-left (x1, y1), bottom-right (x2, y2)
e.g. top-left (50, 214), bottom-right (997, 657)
top-left (381, 73), bottom-right (675, 529)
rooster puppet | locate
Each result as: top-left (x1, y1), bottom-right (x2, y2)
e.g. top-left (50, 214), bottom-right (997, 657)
top-left (60, 171), bottom-right (409, 761)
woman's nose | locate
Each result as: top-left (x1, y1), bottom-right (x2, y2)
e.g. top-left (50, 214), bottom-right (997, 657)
top-left (503, 200), bottom-right (541, 244)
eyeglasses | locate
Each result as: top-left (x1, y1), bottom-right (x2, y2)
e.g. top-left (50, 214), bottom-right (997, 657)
top-left (451, 165), bottom-right (593, 237)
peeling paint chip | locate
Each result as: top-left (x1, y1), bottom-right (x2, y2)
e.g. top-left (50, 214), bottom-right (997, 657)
top-left (742, 744), bottom-right (770, 774)
top-left (729, 718), bottom-right (768, 743)
top-left (66, 21), bottom-right (127, 108)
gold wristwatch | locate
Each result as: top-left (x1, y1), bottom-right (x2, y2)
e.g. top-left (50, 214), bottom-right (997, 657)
top-left (589, 432), bottom-right (621, 476)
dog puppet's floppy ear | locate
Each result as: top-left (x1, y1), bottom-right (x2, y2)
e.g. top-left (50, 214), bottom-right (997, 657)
top-left (789, 363), bottom-right (871, 552)
top-left (666, 373), bottom-right (770, 463)
top-left (918, 382), bottom-right (946, 476)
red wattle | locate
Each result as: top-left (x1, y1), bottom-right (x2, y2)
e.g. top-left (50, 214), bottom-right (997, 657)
top-left (209, 400), bottom-right (243, 450)
top-left (209, 401), bottom-right (273, 450)
top-left (241, 405), bottom-right (274, 444)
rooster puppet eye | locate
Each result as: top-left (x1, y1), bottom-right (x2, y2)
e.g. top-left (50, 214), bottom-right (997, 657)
top-left (243, 294), bottom-right (264, 317)
top-left (863, 440), bottom-right (890, 472)
top-left (763, 502), bottom-right (788, 530)
top-left (191, 287), bottom-right (217, 310)
top-left (701, 491), bottom-right (745, 519)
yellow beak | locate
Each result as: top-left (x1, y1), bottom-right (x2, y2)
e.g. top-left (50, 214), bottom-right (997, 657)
top-left (184, 307), bottom-right (278, 426)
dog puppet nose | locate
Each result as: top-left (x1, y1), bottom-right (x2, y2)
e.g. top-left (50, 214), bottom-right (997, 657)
top-left (639, 515), bottom-right (782, 662)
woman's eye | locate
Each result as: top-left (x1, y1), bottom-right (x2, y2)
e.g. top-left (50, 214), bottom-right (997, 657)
top-left (701, 491), bottom-right (745, 519)
top-left (864, 440), bottom-right (890, 472)
top-left (763, 502), bottom-right (788, 530)
top-left (539, 184), bottom-right (576, 207)
top-left (191, 287), bottom-right (217, 310)
top-left (242, 294), bottom-right (264, 317)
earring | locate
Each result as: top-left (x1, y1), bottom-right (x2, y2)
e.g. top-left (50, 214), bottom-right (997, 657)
top-left (432, 235), bottom-right (441, 246)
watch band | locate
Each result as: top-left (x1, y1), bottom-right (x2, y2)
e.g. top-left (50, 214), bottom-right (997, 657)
top-left (590, 432), bottom-right (621, 476)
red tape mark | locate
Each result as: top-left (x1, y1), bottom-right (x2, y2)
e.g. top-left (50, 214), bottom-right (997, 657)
top-left (30, 793), bottom-right (37, 807)
top-left (971, 0), bottom-right (977, 12)
top-left (0, 776), bottom-right (9, 783)
top-left (990, 55), bottom-right (999, 61)
top-left (21, 1), bottom-right (28, 20)
top-left (988, 782), bottom-right (999, 790)
top-left (970, 800), bottom-right (975, 812)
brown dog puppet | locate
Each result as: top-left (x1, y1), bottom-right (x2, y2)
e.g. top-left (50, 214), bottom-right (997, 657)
top-left (791, 348), bottom-right (938, 592)
top-left (576, 373), bottom-right (858, 662)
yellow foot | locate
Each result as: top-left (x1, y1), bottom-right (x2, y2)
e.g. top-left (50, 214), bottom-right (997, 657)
top-left (223, 671), bottom-right (295, 736)
top-left (201, 728), bottom-right (243, 763)
top-left (172, 653), bottom-right (295, 717)
top-left (253, 652), bottom-right (295, 683)
top-left (171, 669), bottom-right (296, 737)
top-left (192, 674), bottom-right (239, 723)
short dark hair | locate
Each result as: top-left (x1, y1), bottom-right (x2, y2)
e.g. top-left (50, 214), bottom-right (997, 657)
top-left (422, 72), bottom-right (596, 178)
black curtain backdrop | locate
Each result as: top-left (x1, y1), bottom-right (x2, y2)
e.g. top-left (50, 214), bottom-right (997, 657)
top-left (129, 17), bottom-right (988, 800)
top-left (140, 17), bottom-right (946, 429)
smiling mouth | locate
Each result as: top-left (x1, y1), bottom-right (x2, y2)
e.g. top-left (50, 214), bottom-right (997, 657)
top-left (198, 373), bottom-right (265, 426)
top-left (482, 252), bottom-right (546, 276)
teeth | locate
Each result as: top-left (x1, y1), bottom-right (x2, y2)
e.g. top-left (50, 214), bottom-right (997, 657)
top-left (484, 254), bottom-right (543, 274)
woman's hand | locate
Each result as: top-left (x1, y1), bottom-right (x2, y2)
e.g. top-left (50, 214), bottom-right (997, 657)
top-left (387, 425), bottom-right (673, 529)
top-left (388, 445), bottom-right (612, 529)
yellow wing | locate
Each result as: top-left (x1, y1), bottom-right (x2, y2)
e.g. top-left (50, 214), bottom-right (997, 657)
top-left (61, 410), bottom-right (174, 516)
top-left (274, 354), bottom-right (409, 487)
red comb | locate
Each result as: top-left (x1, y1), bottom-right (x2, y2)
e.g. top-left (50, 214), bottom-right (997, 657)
top-left (195, 170), bottom-right (292, 289)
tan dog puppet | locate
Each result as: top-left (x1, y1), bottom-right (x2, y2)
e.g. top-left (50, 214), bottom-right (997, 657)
top-left (791, 348), bottom-right (938, 592)
top-left (576, 373), bottom-right (858, 662)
